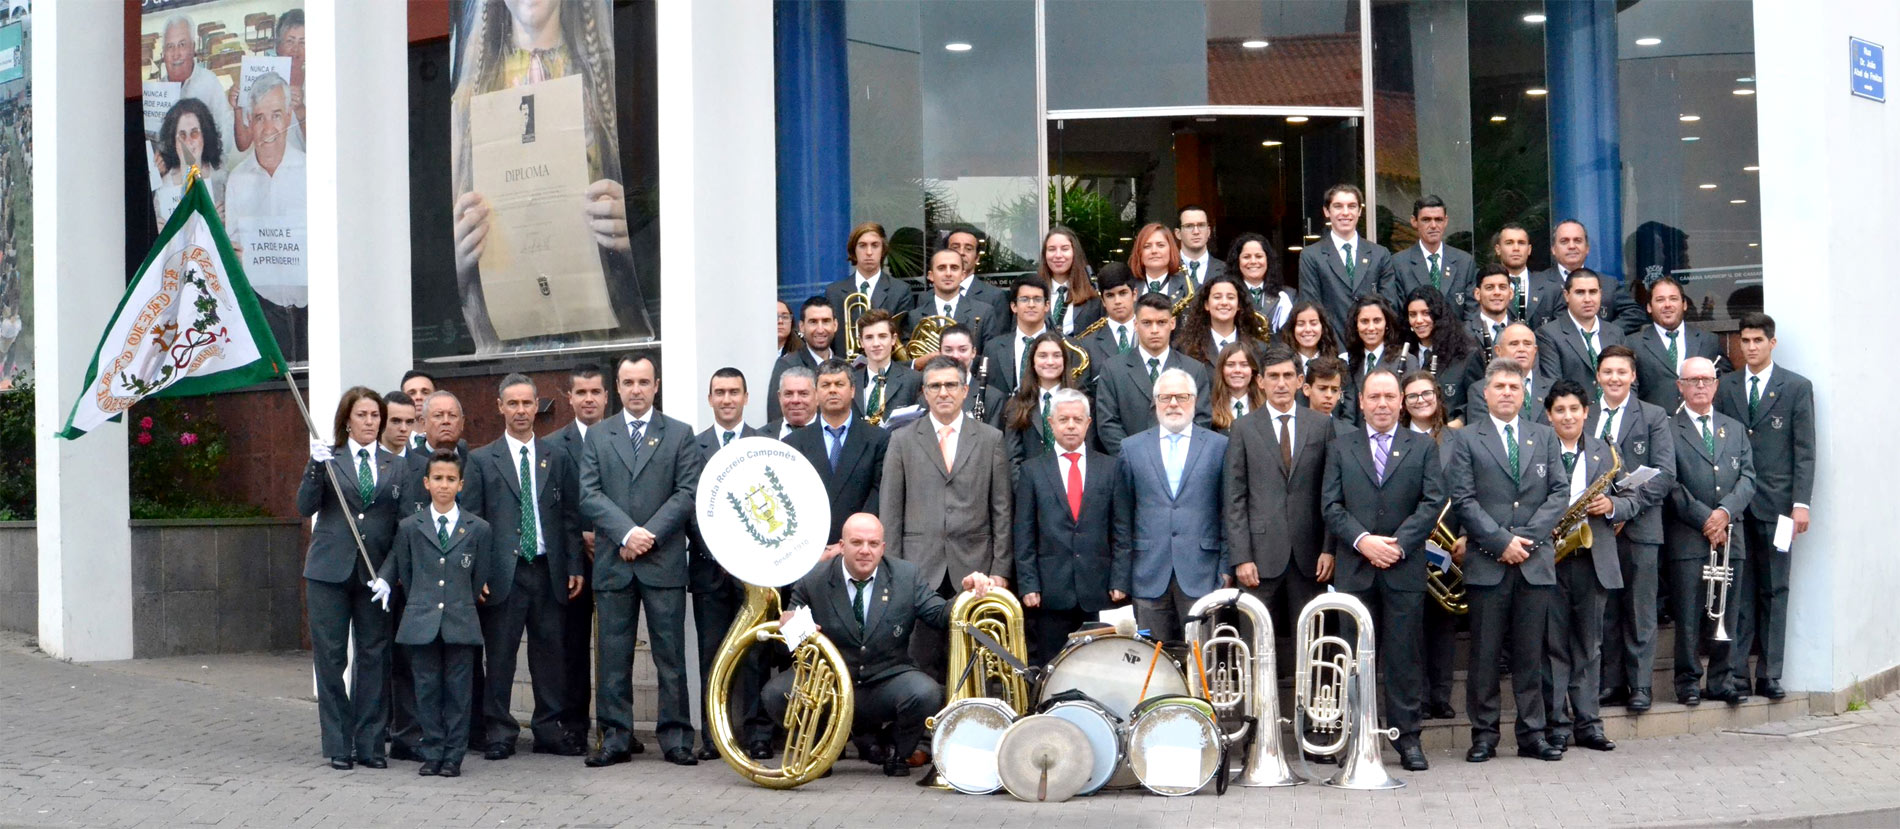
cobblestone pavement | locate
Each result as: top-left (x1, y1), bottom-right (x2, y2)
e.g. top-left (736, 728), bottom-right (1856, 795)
top-left (4, 632), bottom-right (1900, 828)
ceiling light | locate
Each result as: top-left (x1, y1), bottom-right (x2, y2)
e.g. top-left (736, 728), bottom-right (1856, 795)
top-left (1699, 183), bottom-right (1719, 189)
top-left (1678, 114), bottom-right (1700, 122)
top-left (1288, 245), bottom-right (1304, 252)
top-left (1635, 37), bottom-right (1662, 46)
top-left (1737, 76), bottom-right (1755, 83)
top-left (1526, 88), bottom-right (1548, 96)
top-left (1523, 13), bottom-right (1547, 23)
top-left (1681, 136), bottom-right (1701, 142)
top-left (1733, 88), bottom-right (1756, 96)
top-left (1490, 115), bottom-right (1508, 122)
top-left (1730, 199), bottom-right (1747, 204)
top-left (1286, 116), bottom-right (1309, 124)
top-left (1743, 165), bottom-right (1760, 172)
top-left (944, 42), bottom-right (972, 52)
top-left (1118, 236), bottom-right (1133, 241)
top-left (1242, 39), bottom-right (1269, 49)
top-left (1748, 242), bottom-right (1760, 247)
top-left (1303, 234), bottom-right (1321, 241)
top-left (1260, 140), bottom-right (1283, 148)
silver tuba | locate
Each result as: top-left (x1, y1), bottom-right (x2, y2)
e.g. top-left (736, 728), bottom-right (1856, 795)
top-left (1183, 589), bottom-right (1301, 788)
top-left (1293, 593), bottom-right (1404, 790)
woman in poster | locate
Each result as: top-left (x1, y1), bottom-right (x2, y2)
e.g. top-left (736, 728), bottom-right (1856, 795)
top-left (152, 98), bottom-right (226, 228)
top-left (449, 0), bottom-right (655, 354)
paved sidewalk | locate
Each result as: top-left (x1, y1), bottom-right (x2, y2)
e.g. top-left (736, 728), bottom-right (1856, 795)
top-left (3, 632), bottom-right (1899, 828)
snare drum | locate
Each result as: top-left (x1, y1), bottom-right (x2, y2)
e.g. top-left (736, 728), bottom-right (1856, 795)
top-left (1038, 635), bottom-right (1190, 719)
top-left (1127, 695), bottom-right (1223, 797)
top-left (1038, 699), bottom-right (1122, 796)
top-left (929, 697), bottom-right (1017, 795)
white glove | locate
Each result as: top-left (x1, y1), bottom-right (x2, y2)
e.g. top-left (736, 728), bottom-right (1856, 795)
top-left (368, 577), bottom-right (392, 611)
top-left (309, 438), bottom-right (334, 463)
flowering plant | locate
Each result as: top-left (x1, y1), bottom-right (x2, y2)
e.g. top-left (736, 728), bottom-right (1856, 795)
top-left (127, 398), bottom-right (264, 519)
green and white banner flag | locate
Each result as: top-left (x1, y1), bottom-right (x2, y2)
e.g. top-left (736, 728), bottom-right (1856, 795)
top-left (59, 176), bottom-right (287, 439)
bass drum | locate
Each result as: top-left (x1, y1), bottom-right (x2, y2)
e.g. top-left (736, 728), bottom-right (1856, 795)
top-left (1127, 695), bottom-right (1223, 797)
top-left (1038, 699), bottom-right (1123, 796)
top-left (1038, 634), bottom-right (1189, 719)
top-left (928, 697), bottom-right (1017, 795)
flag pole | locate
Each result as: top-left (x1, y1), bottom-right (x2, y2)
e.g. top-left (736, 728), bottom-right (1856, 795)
top-left (279, 368), bottom-right (382, 589)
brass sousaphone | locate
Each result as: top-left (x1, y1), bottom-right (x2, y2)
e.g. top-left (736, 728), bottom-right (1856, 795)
top-left (696, 438), bottom-right (851, 788)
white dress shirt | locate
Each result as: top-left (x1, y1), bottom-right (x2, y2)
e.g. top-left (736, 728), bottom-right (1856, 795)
top-left (503, 433), bottom-right (546, 556)
top-left (1332, 230), bottom-right (1360, 266)
top-left (1263, 402), bottom-right (1298, 455)
top-left (1597, 396), bottom-right (1629, 444)
top-left (1654, 323), bottom-right (1688, 373)
top-left (843, 561), bottom-right (876, 618)
top-left (1182, 251), bottom-right (1213, 283)
top-left (1491, 414), bottom-right (1522, 458)
top-left (1560, 439), bottom-right (1588, 503)
top-left (430, 503), bottom-right (461, 539)
top-left (1352, 424), bottom-right (1401, 552)
top-left (224, 145), bottom-right (308, 307)
top-left (851, 269), bottom-right (882, 295)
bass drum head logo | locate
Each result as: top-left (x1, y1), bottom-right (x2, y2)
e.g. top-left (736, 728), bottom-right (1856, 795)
top-left (695, 437), bottom-right (832, 588)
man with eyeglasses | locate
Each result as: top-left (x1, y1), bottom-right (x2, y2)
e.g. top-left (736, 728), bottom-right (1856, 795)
top-left (1662, 357), bottom-right (1757, 707)
top-left (1175, 205), bottom-right (1226, 288)
top-left (1113, 369), bottom-right (1230, 643)
top-left (1095, 293), bottom-right (1213, 455)
top-left (982, 277), bottom-right (1052, 395)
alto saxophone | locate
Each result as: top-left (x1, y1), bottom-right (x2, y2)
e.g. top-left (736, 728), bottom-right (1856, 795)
top-left (1553, 445), bottom-right (1621, 562)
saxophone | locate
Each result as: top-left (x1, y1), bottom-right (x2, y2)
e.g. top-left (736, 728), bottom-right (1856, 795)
top-left (1553, 445), bottom-right (1620, 563)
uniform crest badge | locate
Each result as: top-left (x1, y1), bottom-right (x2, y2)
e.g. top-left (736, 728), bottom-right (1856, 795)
top-left (461, 552), bottom-right (474, 569)
top-left (1633, 440), bottom-right (1646, 455)
top-left (1729, 456), bottom-right (1741, 471)
top-left (1534, 463), bottom-right (1547, 478)
top-left (1771, 415), bottom-right (1784, 430)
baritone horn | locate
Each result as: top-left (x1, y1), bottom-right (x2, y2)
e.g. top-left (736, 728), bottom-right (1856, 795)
top-left (1703, 527), bottom-right (1736, 642)
top-left (1293, 593), bottom-right (1404, 790)
top-left (1426, 501), bottom-right (1469, 615)
top-left (1184, 589), bottom-right (1301, 787)
top-left (945, 587), bottom-right (1033, 714)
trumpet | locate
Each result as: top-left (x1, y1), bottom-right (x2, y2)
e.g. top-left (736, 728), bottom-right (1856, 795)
top-left (1426, 502), bottom-right (1468, 615)
top-left (1703, 528), bottom-right (1736, 642)
top-left (842, 291), bottom-right (871, 360)
top-left (1184, 589), bottom-right (1301, 788)
top-left (1294, 593), bottom-right (1404, 790)
top-left (706, 584), bottom-right (855, 788)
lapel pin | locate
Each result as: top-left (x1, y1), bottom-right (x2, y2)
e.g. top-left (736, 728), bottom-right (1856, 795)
top-left (647, 438), bottom-right (660, 447)
top-left (540, 459), bottom-right (549, 469)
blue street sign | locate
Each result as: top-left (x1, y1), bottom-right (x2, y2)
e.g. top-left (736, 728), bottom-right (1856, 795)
top-left (1851, 37), bottom-right (1885, 103)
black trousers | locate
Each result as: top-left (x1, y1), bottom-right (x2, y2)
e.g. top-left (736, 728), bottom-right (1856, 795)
top-left (386, 585), bottom-right (421, 754)
top-left (908, 576), bottom-right (961, 684)
top-left (691, 574), bottom-right (743, 751)
top-left (479, 556), bottom-right (571, 747)
top-left (763, 667), bottom-right (942, 759)
top-left (1344, 579), bottom-right (1425, 741)
top-left (1600, 539), bottom-right (1661, 692)
top-left (1423, 599), bottom-right (1459, 711)
top-left (1028, 606), bottom-right (1093, 667)
top-left (307, 576), bottom-right (391, 760)
top-left (559, 582), bottom-right (594, 737)
top-left (1545, 556), bottom-right (1608, 740)
top-left (1466, 569), bottom-right (1551, 747)
top-left (408, 638), bottom-right (477, 764)
top-left (1663, 553), bottom-right (1745, 697)
top-left (1133, 576), bottom-right (1199, 644)
top-left (1734, 518), bottom-right (1790, 683)
top-left (596, 581), bottom-right (693, 753)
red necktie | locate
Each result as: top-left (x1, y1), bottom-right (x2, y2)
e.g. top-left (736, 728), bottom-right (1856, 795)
top-left (1063, 452), bottom-right (1083, 521)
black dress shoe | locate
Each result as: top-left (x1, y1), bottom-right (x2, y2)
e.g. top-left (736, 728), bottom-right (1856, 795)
top-left (1465, 743), bottom-right (1496, 763)
top-left (630, 735), bottom-right (647, 755)
top-left (1398, 742), bottom-right (1429, 771)
top-left (1600, 686), bottom-right (1631, 707)
top-left (483, 743), bottom-right (512, 761)
top-left (585, 749), bottom-right (632, 768)
top-left (355, 756), bottom-right (387, 769)
top-left (1548, 733), bottom-right (1569, 752)
top-left (329, 756), bottom-right (355, 771)
top-left (1628, 687), bottom-right (1653, 712)
top-left (1516, 739), bottom-right (1563, 761)
top-left (882, 758), bottom-right (912, 777)
top-left (747, 741), bottom-right (773, 760)
top-left (1678, 689), bottom-right (1702, 706)
top-left (696, 745), bottom-right (721, 762)
top-left (1426, 703), bottom-right (1458, 720)
top-left (1758, 678), bottom-right (1786, 700)
top-left (664, 747), bottom-right (699, 766)
top-left (438, 761), bottom-right (461, 778)
top-left (532, 737), bottom-right (586, 757)
top-left (418, 760), bottom-right (441, 776)
top-left (1706, 686), bottom-right (1749, 706)
top-left (389, 743), bottom-right (426, 762)
top-left (1573, 732), bottom-right (1616, 751)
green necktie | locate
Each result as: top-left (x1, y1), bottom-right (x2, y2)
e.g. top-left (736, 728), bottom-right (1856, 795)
top-left (1600, 408), bottom-right (1616, 441)
top-left (1249, 286), bottom-right (1266, 308)
top-left (1021, 336), bottom-right (1035, 386)
top-left (1147, 357), bottom-right (1160, 383)
top-left (355, 449), bottom-right (374, 504)
top-left (1504, 423), bottom-right (1520, 482)
top-left (1040, 392), bottom-right (1054, 451)
top-left (722, 430), bottom-right (735, 446)
top-left (859, 279), bottom-right (870, 296)
top-left (868, 372), bottom-right (885, 416)
top-left (1582, 328), bottom-right (1597, 368)
top-left (1052, 286), bottom-right (1068, 333)
top-left (1148, 280), bottom-right (1164, 296)
top-left (518, 446), bottom-right (537, 560)
top-left (1117, 325), bottom-right (1131, 354)
top-left (437, 515), bottom-right (450, 549)
top-left (1428, 252), bottom-right (1442, 290)
top-left (1699, 414), bottom-right (1715, 457)
top-left (1666, 329), bottom-right (1680, 368)
top-left (1562, 450), bottom-right (1577, 475)
top-left (1188, 260), bottom-right (1201, 283)
top-left (1235, 401), bottom-right (1244, 418)
top-left (1342, 243), bottom-right (1355, 280)
top-left (1748, 375), bottom-right (1760, 421)
top-left (851, 577), bottom-right (871, 635)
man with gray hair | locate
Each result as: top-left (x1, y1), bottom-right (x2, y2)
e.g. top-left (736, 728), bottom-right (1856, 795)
top-left (1013, 388), bottom-right (1117, 663)
top-left (224, 70), bottom-right (308, 360)
top-left (158, 14), bottom-right (236, 157)
top-left (1113, 369), bottom-right (1229, 642)
top-left (765, 365), bottom-right (817, 439)
top-left (461, 373), bottom-right (588, 760)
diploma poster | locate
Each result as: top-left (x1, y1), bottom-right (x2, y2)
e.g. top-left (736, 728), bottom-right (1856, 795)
top-left (469, 74), bottom-right (617, 340)
top-left (0, 19), bottom-right (29, 387)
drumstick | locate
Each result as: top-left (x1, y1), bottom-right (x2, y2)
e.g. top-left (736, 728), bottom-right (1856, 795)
top-left (1138, 639), bottom-right (1166, 699)
top-left (1190, 641), bottom-right (1210, 702)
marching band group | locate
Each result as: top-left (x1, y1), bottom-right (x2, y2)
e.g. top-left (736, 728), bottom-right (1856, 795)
top-left (296, 185), bottom-right (1815, 790)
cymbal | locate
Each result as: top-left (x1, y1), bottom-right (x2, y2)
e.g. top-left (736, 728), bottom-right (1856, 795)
top-left (996, 715), bottom-right (1093, 803)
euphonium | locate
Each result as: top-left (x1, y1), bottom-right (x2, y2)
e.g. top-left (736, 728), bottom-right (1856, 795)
top-left (1426, 501), bottom-right (1469, 615)
top-left (1293, 593), bottom-right (1404, 790)
top-left (944, 587), bottom-right (1033, 714)
top-left (707, 584), bottom-right (855, 788)
top-left (1553, 446), bottom-right (1621, 562)
top-left (842, 291), bottom-right (871, 360)
top-left (1703, 528), bottom-right (1736, 642)
top-left (1184, 589), bottom-right (1301, 788)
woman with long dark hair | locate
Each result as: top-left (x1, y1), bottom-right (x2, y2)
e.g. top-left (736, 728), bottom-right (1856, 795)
top-left (152, 97), bottom-right (227, 225)
top-left (1340, 296), bottom-right (1412, 424)
top-left (1039, 225), bottom-right (1102, 336)
top-left (1400, 285), bottom-right (1476, 421)
top-left (298, 386), bottom-right (407, 770)
top-left (1174, 275), bottom-right (1268, 368)
top-left (1400, 368), bottom-right (1464, 720)
top-left (1275, 300), bottom-right (1344, 376)
top-left (1208, 342), bottom-right (1267, 433)
top-left (1003, 332), bottom-right (1082, 467)
top-left (1226, 232), bottom-right (1295, 332)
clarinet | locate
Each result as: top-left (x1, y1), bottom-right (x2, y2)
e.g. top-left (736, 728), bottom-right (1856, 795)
top-left (971, 356), bottom-right (989, 421)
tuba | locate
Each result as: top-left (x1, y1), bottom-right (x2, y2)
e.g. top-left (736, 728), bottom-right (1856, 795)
top-left (1184, 589), bottom-right (1301, 787)
top-left (842, 291), bottom-right (871, 360)
top-left (1703, 527), bottom-right (1736, 642)
top-left (1293, 593), bottom-right (1404, 790)
top-left (706, 585), bottom-right (855, 788)
top-left (1553, 446), bottom-right (1620, 562)
top-left (1426, 501), bottom-right (1469, 615)
top-left (945, 587), bottom-right (1033, 714)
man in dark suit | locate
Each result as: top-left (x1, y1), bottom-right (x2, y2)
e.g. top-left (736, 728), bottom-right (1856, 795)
top-left (763, 366), bottom-right (818, 440)
top-left (375, 391), bottom-right (424, 763)
top-left (1380, 195), bottom-right (1477, 320)
top-left (1322, 367), bottom-right (1441, 772)
top-left (1225, 345), bottom-right (1333, 635)
top-left (1538, 220), bottom-right (1647, 334)
top-left (401, 370), bottom-right (437, 452)
top-left (1536, 268), bottom-right (1627, 399)
top-left (1466, 323), bottom-right (1550, 425)
top-left (1466, 265), bottom-right (1516, 355)
top-left (1630, 276), bottom-right (1726, 413)
top-left (690, 366), bottom-right (764, 761)
top-left (852, 310), bottom-right (921, 422)
top-left (1073, 264), bottom-right (1141, 390)
top-left (1094, 293), bottom-right (1214, 454)
top-left (766, 513), bottom-right (995, 777)
top-left (788, 360), bottom-right (890, 546)
top-left (946, 227), bottom-right (1009, 318)
top-left (545, 364), bottom-right (613, 749)
top-left (824, 221), bottom-right (915, 320)
top-left (1715, 314), bottom-right (1814, 701)
top-left (462, 374), bottom-right (586, 761)
top-left (1447, 358), bottom-right (1570, 763)
top-left (1297, 184), bottom-right (1391, 333)
top-left (1664, 356), bottom-right (1757, 707)
top-left (1492, 223), bottom-right (1564, 328)
top-left (1176, 205), bottom-right (1226, 288)
top-left (1589, 347), bottom-right (1677, 714)
top-left (765, 296), bottom-right (839, 423)
top-left (982, 276), bottom-right (1052, 396)
top-left (1540, 380), bottom-right (1622, 754)
top-left (881, 356), bottom-right (1014, 682)
top-left (913, 248), bottom-right (1002, 349)
top-left (579, 354), bottom-right (706, 767)
top-left (1014, 388), bottom-right (1118, 664)
top-left (1112, 369), bottom-right (1230, 642)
